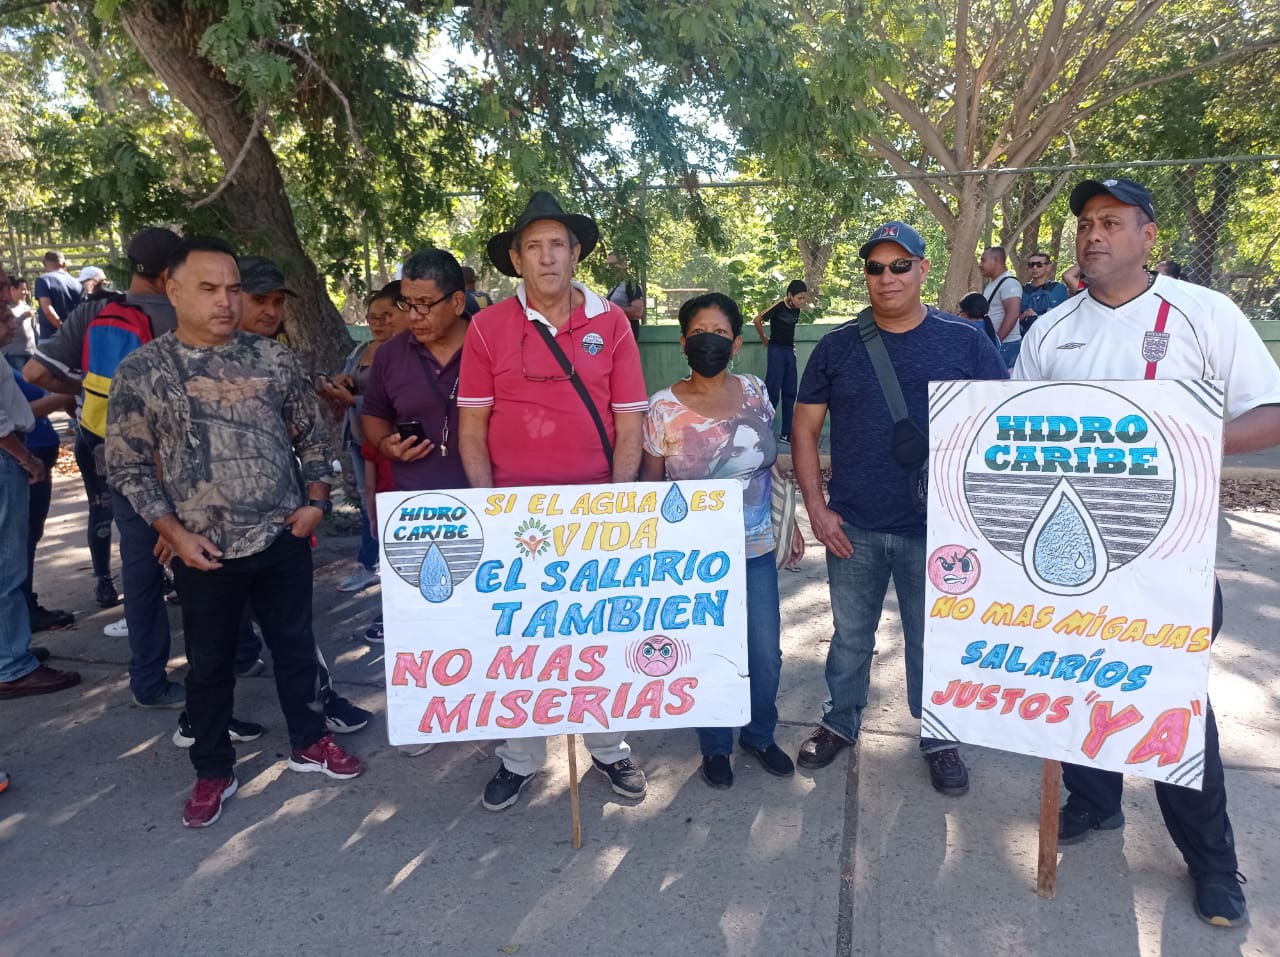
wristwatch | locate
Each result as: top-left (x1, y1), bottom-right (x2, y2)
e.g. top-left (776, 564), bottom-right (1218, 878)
top-left (307, 498), bottom-right (332, 515)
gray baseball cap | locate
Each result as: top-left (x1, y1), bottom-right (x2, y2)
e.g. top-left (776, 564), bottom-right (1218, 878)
top-left (237, 256), bottom-right (297, 296)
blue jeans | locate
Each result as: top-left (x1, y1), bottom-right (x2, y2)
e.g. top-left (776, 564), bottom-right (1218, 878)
top-left (764, 345), bottom-right (797, 438)
top-left (110, 489), bottom-right (173, 700)
top-left (820, 523), bottom-right (946, 753)
top-left (999, 338), bottom-right (1022, 369)
top-left (697, 554), bottom-right (783, 755)
top-left (74, 431), bottom-right (114, 578)
top-left (0, 453), bottom-right (39, 682)
top-left (349, 445), bottom-right (378, 570)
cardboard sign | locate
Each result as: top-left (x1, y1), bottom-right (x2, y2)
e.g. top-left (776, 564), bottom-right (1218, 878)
top-left (922, 380), bottom-right (1224, 787)
top-left (377, 482), bottom-right (749, 744)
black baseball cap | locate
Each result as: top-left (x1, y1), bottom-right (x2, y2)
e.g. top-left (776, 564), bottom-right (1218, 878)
top-left (859, 221), bottom-right (927, 260)
top-left (237, 256), bottom-right (297, 296)
top-left (1069, 178), bottom-right (1156, 222)
top-left (126, 227), bottom-right (183, 276)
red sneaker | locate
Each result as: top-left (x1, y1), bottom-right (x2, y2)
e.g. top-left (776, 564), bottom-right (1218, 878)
top-left (288, 734), bottom-right (363, 780)
top-left (182, 775), bottom-right (237, 828)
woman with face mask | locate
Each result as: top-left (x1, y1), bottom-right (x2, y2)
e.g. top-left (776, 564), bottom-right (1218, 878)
top-left (640, 292), bottom-right (802, 790)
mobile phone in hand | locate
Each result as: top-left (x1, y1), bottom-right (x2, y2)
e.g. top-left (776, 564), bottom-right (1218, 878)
top-left (395, 419), bottom-right (427, 443)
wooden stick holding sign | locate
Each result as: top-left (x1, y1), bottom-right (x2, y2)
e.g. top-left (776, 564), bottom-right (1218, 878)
top-left (1036, 759), bottom-right (1061, 899)
top-left (567, 734), bottom-right (582, 849)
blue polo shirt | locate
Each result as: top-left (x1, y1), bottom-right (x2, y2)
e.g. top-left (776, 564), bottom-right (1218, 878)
top-left (12, 369), bottom-right (59, 450)
top-left (33, 271), bottom-right (83, 340)
top-left (797, 307), bottom-right (1008, 535)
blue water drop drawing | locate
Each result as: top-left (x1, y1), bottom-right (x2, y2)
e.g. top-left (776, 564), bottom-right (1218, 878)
top-left (418, 543), bottom-right (453, 603)
top-left (1022, 479), bottom-right (1109, 595)
top-left (661, 483), bottom-right (689, 523)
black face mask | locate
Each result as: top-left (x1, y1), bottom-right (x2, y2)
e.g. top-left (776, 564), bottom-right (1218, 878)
top-left (684, 332), bottom-right (735, 378)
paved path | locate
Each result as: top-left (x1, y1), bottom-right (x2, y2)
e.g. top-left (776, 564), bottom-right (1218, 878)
top-left (2, 470), bottom-right (1278, 956)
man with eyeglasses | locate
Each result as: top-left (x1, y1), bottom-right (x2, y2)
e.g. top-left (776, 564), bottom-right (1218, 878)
top-left (458, 191), bottom-right (649, 812)
top-left (791, 221), bottom-right (1007, 795)
top-left (361, 248), bottom-right (470, 493)
top-left (1015, 177), bottom-right (1280, 928)
top-left (1018, 252), bottom-right (1068, 336)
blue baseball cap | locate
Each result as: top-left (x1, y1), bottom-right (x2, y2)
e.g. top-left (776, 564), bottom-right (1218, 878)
top-left (859, 221), bottom-right (926, 259)
top-left (1069, 178), bottom-right (1156, 222)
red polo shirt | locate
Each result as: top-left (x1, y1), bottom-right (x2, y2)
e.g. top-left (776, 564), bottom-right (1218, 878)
top-left (459, 283), bottom-right (647, 486)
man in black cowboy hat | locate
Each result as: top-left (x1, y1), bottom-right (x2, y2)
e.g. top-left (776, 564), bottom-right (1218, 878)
top-left (458, 191), bottom-right (650, 812)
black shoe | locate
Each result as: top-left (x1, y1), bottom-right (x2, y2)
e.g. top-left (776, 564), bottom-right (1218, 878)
top-left (797, 726), bottom-right (853, 769)
top-left (482, 766), bottom-right (535, 811)
top-left (1057, 805), bottom-right (1125, 845)
top-left (30, 646), bottom-right (50, 663)
top-left (701, 754), bottom-right (734, 790)
top-left (172, 710), bottom-right (266, 748)
top-left (743, 742), bottom-right (795, 777)
top-left (924, 747), bottom-right (969, 796)
top-left (31, 605), bottom-right (75, 632)
top-left (592, 756), bottom-right (647, 798)
top-left (1193, 872), bottom-right (1248, 928)
top-left (94, 576), bottom-right (121, 608)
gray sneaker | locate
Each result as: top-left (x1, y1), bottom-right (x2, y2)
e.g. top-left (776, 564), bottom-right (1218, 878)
top-left (591, 756), bottom-right (647, 798)
top-left (132, 681), bottom-right (186, 709)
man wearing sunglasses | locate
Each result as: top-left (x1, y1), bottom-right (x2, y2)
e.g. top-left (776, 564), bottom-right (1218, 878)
top-left (1015, 177), bottom-right (1280, 928)
top-left (1017, 252), bottom-right (1068, 336)
top-left (458, 192), bottom-right (649, 813)
top-left (792, 221), bottom-right (1007, 796)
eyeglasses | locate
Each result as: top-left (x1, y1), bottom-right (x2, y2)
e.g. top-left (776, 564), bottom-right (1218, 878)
top-left (521, 322), bottom-right (576, 381)
top-left (864, 258), bottom-right (919, 276)
top-left (1028, 261), bottom-right (1051, 268)
top-left (395, 293), bottom-right (452, 314)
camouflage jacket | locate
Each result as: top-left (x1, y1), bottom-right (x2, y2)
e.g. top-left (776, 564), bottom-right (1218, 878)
top-left (105, 331), bottom-right (334, 560)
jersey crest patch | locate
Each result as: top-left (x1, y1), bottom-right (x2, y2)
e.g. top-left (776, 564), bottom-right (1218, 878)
top-left (1141, 331), bottom-right (1170, 363)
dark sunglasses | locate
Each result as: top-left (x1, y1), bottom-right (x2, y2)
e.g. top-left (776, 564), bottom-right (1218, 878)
top-left (864, 258), bottom-right (919, 276)
top-left (1028, 261), bottom-right (1051, 268)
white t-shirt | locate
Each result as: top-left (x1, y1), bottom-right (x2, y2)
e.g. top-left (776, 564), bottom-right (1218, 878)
top-left (983, 270), bottom-right (1022, 342)
top-left (1013, 273), bottom-right (1280, 421)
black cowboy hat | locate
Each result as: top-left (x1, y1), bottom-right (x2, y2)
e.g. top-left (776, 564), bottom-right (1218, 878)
top-left (486, 191), bottom-right (600, 277)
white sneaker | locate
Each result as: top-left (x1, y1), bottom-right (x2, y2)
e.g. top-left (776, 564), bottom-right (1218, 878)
top-left (400, 743), bottom-right (436, 757)
top-left (337, 564), bottom-right (380, 593)
top-left (104, 618), bottom-right (129, 638)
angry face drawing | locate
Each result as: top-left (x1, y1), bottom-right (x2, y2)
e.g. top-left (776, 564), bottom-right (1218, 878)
top-left (927, 545), bottom-right (981, 595)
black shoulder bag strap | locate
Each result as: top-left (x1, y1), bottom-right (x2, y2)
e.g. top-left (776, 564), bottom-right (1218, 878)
top-left (856, 307), bottom-right (910, 424)
top-left (531, 319), bottom-right (614, 471)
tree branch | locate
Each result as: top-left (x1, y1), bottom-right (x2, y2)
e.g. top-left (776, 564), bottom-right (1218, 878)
top-left (864, 133), bottom-right (956, 227)
top-left (188, 108), bottom-right (264, 210)
top-left (266, 37), bottom-right (371, 162)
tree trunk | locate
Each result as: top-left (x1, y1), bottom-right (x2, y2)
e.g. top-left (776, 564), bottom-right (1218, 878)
top-left (797, 235), bottom-right (834, 309)
top-left (118, 3), bottom-right (351, 373)
top-left (941, 178), bottom-right (989, 310)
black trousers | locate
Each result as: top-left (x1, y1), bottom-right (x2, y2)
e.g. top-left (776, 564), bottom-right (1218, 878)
top-left (22, 445), bottom-right (59, 610)
top-left (1062, 582), bottom-right (1237, 877)
top-left (173, 532), bottom-right (326, 778)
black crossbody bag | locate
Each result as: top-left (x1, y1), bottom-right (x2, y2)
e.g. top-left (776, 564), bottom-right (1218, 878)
top-left (856, 307), bottom-right (929, 515)
top-left (531, 321), bottom-right (614, 471)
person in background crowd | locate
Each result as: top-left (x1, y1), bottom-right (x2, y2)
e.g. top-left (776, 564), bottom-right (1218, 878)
top-left (1018, 251), bottom-right (1068, 335)
top-left (957, 292), bottom-right (1000, 345)
top-left (320, 282), bottom-right (404, 593)
top-left (1062, 263), bottom-right (1086, 295)
top-left (979, 245), bottom-right (1022, 367)
top-left (753, 279), bottom-right (808, 444)
top-left (792, 221), bottom-right (1007, 794)
top-left (220, 254), bottom-right (374, 737)
top-left (3, 278), bottom-right (37, 372)
top-left (26, 230), bottom-right (187, 707)
top-left (0, 299), bottom-right (81, 701)
top-left (2, 304), bottom-right (76, 632)
top-left (1155, 259), bottom-right (1183, 279)
top-left (461, 266), bottom-right (491, 317)
top-left (34, 250), bottom-right (81, 340)
top-left (606, 252), bottom-right (646, 341)
top-left (1017, 177), bottom-right (1280, 929)
top-left (78, 266), bottom-right (107, 298)
top-left (459, 192), bottom-right (649, 812)
top-left (107, 237), bottom-right (364, 828)
top-left (642, 292), bottom-right (799, 790)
